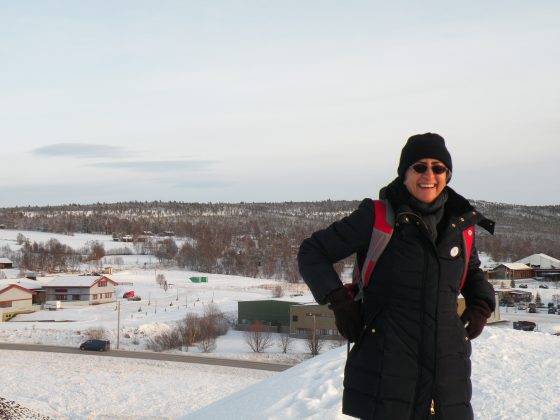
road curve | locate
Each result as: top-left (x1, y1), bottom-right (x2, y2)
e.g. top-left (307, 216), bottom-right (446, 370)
top-left (0, 342), bottom-right (293, 372)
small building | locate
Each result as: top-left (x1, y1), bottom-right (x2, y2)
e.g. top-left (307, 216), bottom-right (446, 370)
top-left (516, 254), bottom-right (560, 269)
top-left (290, 303), bottom-right (338, 338)
top-left (43, 275), bottom-right (118, 307)
top-left (0, 258), bottom-right (13, 269)
top-left (492, 263), bottom-right (534, 280)
top-left (498, 290), bottom-right (532, 304)
top-left (237, 300), bottom-right (293, 333)
top-left (190, 276), bottom-right (208, 283)
top-left (0, 284), bottom-right (36, 321)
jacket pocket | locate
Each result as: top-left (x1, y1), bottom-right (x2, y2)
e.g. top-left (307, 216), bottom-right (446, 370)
top-left (344, 308), bottom-right (385, 396)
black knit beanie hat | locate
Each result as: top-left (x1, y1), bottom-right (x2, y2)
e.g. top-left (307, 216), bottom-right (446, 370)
top-left (397, 133), bottom-right (452, 181)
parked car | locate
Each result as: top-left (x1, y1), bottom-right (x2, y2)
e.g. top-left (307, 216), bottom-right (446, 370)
top-left (123, 291), bottom-right (135, 299)
top-left (539, 284), bottom-right (549, 289)
top-left (548, 308), bottom-right (557, 314)
top-left (528, 307), bottom-right (537, 313)
top-left (80, 339), bottom-right (111, 352)
top-left (517, 304), bottom-right (527, 310)
top-left (513, 321), bottom-right (536, 331)
top-left (519, 284), bottom-right (528, 288)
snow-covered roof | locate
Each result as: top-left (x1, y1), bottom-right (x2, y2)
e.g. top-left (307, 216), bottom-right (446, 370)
top-left (44, 275), bottom-right (116, 288)
top-left (0, 283), bottom-right (36, 295)
top-left (515, 253), bottom-right (560, 269)
top-left (0, 279), bottom-right (44, 291)
top-left (496, 263), bottom-right (532, 270)
top-left (0, 258), bottom-right (13, 264)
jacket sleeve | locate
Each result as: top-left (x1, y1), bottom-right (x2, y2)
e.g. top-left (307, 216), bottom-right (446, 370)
top-left (461, 240), bottom-right (496, 312)
top-left (297, 199), bottom-right (374, 304)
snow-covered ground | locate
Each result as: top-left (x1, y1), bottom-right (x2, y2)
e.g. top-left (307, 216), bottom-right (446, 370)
top-left (1, 326), bottom-right (559, 419)
top-left (1, 229), bottom-right (560, 418)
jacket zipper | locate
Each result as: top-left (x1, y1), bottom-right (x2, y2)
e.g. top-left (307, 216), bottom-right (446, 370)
top-left (430, 237), bottom-right (441, 419)
top-left (408, 211), bottom-right (440, 419)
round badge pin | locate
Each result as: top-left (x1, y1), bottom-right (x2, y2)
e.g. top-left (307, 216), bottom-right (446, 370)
top-left (450, 246), bottom-right (460, 257)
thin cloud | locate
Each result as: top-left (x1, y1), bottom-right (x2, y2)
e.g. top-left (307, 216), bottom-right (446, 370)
top-left (32, 143), bottom-right (127, 158)
top-left (93, 160), bottom-right (215, 172)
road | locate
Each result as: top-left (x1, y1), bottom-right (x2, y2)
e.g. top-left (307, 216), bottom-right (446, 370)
top-left (0, 342), bottom-right (293, 372)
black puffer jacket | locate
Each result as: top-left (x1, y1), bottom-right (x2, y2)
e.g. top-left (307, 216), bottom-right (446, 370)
top-left (298, 182), bottom-right (495, 420)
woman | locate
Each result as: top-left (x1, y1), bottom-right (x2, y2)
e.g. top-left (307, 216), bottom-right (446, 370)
top-left (298, 133), bottom-right (495, 419)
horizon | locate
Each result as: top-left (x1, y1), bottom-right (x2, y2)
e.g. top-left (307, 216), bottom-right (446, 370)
top-left (1, 195), bottom-right (559, 210)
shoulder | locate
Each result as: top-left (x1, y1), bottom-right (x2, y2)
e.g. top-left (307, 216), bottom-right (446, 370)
top-left (445, 187), bottom-right (495, 234)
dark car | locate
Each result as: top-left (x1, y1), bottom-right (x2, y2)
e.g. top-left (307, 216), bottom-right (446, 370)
top-left (548, 308), bottom-right (557, 314)
top-left (539, 284), bottom-right (549, 289)
top-left (528, 307), bottom-right (537, 313)
top-left (519, 284), bottom-right (528, 288)
top-left (80, 339), bottom-right (111, 351)
top-left (513, 321), bottom-right (536, 331)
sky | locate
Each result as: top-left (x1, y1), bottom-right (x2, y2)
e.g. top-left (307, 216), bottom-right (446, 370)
top-left (1, 1), bottom-right (559, 207)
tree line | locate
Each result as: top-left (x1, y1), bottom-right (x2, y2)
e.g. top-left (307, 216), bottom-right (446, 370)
top-left (1, 199), bottom-right (559, 278)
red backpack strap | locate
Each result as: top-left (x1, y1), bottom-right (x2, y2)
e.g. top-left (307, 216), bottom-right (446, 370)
top-left (351, 199), bottom-right (394, 299)
top-left (459, 225), bottom-right (475, 290)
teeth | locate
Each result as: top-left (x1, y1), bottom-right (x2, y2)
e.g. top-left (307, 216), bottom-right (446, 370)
top-left (419, 184), bottom-right (435, 188)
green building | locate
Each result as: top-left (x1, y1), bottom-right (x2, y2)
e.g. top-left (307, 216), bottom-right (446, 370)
top-left (237, 300), bottom-right (293, 331)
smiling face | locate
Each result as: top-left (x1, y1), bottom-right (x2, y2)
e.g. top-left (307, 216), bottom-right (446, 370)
top-left (403, 158), bottom-right (448, 204)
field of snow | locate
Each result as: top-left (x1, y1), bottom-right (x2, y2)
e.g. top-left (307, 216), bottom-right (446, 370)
top-left (1, 229), bottom-right (560, 418)
top-left (1, 326), bottom-right (559, 419)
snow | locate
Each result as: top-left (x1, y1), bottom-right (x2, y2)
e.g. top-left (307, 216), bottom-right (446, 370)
top-left (1, 229), bottom-right (560, 418)
top-left (1, 327), bottom-right (559, 419)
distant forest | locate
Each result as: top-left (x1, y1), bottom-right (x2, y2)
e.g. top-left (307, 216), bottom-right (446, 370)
top-left (1, 199), bottom-right (559, 280)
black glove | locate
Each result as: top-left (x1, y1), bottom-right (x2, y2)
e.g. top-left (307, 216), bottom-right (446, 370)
top-left (461, 299), bottom-right (492, 340)
top-left (327, 286), bottom-right (363, 343)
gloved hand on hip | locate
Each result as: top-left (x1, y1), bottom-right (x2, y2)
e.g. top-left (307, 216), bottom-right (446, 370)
top-left (461, 299), bottom-right (492, 340)
top-left (327, 286), bottom-right (363, 343)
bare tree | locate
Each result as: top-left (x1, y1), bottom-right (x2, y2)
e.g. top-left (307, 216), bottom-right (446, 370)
top-left (87, 240), bottom-right (106, 261)
top-left (178, 313), bottom-right (202, 347)
top-left (244, 320), bottom-right (273, 353)
top-left (85, 327), bottom-right (108, 340)
top-left (277, 332), bottom-right (293, 354)
top-left (16, 233), bottom-right (27, 245)
top-left (271, 284), bottom-right (284, 298)
top-left (197, 336), bottom-right (217, 353)
top-left (306, 331), bottom-right (324, 356)
top-left (156, 273), bottom-right (166, 287)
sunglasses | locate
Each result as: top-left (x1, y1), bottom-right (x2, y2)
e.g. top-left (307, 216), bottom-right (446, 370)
top-left (411, 162), bottom-right (449, 175)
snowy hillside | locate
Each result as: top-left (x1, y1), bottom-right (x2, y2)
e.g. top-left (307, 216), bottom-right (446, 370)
top-left (185, 327), bottom-right (560, 420)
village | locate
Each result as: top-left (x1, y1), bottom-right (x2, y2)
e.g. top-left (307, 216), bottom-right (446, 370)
top-left (1, 227), bottom-right (560, 349)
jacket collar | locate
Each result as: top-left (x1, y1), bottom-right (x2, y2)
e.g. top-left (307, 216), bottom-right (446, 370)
top-left (380, 179), bottom-right (495, 234)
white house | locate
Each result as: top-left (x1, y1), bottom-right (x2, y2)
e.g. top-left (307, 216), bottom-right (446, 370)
top-left (515, 254), bottom-right (560, 269)
top-left (43, 275), bottom-right (118, 307)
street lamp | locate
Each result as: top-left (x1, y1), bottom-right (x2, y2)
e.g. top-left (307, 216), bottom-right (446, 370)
top-left (305, 312), bottom-right (331, 354)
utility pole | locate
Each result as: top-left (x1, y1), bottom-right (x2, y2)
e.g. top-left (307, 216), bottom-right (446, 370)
top-left (116, 300), bottom-right (121, 349)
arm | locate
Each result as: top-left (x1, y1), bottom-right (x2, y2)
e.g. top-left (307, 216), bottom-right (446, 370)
top-left (461, 241), bottom-right (496, 312)
top-left (297, 199), bottom-right (374, 304)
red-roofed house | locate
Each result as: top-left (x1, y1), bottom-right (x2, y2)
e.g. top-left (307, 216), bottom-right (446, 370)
top-left (0, 284), bottom-right (36, 321)
top-left (43, 275), bottom-right (118, 307)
